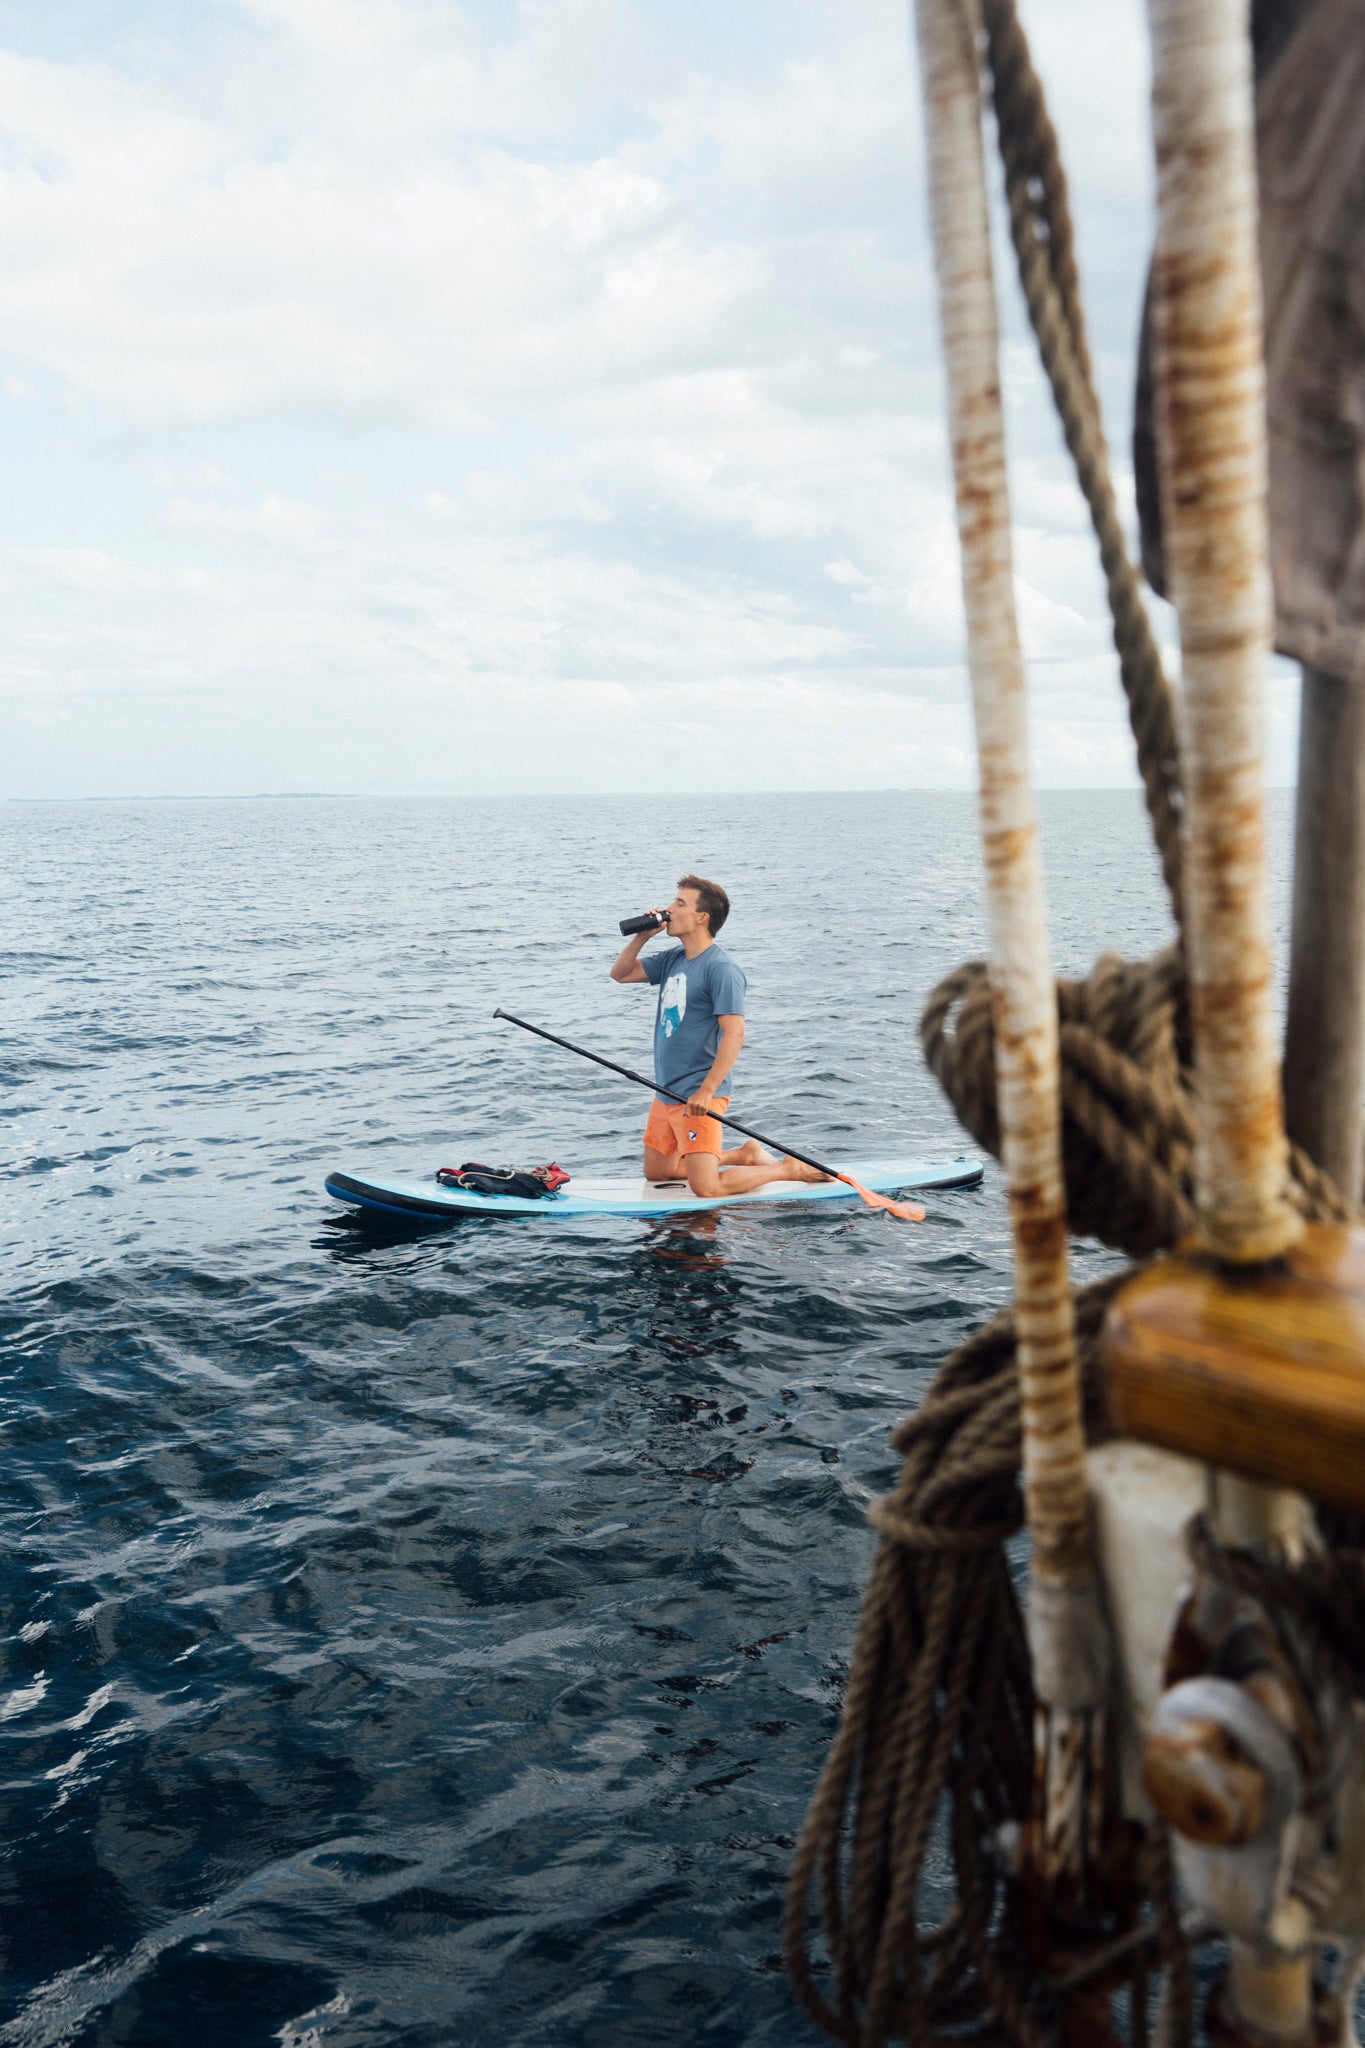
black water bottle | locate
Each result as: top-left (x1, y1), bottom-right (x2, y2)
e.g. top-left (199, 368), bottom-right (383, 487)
top-left (619, 910), bottom-right (668, 936)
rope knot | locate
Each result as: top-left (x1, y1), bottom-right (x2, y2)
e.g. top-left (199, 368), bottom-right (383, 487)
top-left (867, 1494), bottom-right (1019, 1554)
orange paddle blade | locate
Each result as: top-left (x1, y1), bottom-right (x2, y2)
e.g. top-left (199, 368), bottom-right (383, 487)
top-left (836, 1173), bottom-right (925, 1222)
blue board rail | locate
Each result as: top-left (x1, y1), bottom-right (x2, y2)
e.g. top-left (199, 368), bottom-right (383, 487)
top-left (325, 1157), bottom-right (986, 1223)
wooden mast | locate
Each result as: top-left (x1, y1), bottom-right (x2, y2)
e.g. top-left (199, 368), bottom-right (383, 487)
top-left (912, 0), bottom-right (1104, 1901)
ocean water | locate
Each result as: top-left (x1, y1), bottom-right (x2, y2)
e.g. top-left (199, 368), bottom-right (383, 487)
top-left (0, 790), bottom-right (1290, 2047)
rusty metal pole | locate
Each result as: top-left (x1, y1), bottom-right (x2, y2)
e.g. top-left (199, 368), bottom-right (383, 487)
top-left (912, 0), bottom-right (1106, 1909)
top-left (1147, 0), bottom-right (1312, 2032)
top-left (1147, 0), bottom-right (1301, 1271)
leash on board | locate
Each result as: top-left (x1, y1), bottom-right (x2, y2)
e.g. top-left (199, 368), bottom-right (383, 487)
top-left (493, 1009), bottom-right (926, 1221)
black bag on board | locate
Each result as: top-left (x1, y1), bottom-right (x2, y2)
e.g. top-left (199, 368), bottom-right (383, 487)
top-left (436, 1162), bottom-right (571, 1199)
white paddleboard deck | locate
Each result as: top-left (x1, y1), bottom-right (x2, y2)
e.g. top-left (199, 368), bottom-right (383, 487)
top-left (325, 1157), bottom-right (985, 1222)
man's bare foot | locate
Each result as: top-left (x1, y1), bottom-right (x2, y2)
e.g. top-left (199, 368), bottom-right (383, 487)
top-left (721, 1139), bottom-right (775, 1168)
top-left (783, 1156), bottom-right (835, 1184)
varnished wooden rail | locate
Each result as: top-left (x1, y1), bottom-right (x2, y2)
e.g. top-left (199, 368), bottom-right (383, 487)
top-left (1103, 1222), bottom-right (1365, 1511)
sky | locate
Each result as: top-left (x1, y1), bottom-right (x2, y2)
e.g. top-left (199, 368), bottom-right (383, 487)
top-left (0, 0), bottom-right (1303, 798)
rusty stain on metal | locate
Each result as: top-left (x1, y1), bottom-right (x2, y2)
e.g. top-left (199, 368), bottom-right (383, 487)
top-left (914, 0), bottom-right (1089, 1596)
top-left (1142, 1716), bottom-right (1268, 1845)
top-left (913, 0), bottom-right (1107, 1918)
top-left (1148, 0), bottom-right (1300, 1263)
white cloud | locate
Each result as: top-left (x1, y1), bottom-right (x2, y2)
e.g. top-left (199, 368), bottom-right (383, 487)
top-left (0, 0), bottom-right (1208, 799)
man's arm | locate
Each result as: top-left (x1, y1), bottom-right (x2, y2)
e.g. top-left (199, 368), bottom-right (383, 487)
top-left (610, 917), bottom-right (666, 984)
top-left (685, 1015), bottom-right (745, 1115)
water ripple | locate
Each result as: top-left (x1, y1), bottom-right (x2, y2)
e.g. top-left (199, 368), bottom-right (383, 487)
top-left (0, 791), bottom-right (1261, 2044)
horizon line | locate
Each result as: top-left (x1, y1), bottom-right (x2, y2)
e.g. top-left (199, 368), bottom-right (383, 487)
top-left (3, 784), bottom-right (1296, 805)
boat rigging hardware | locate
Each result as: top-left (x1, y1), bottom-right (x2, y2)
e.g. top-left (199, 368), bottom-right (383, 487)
top-left (1092, 0), bottom-right (1365, 2020)
top-left (785, 0), bottom-right (1365, 2038)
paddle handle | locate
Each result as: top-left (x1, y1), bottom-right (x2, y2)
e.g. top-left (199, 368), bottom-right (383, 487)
top-left (492, 1008), bottom-right (839, 1180)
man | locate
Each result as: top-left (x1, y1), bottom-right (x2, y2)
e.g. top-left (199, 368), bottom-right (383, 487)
top-left (609, 874), bottom-right (828, 1196)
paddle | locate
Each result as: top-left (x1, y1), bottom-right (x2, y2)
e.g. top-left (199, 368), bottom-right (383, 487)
top-left (493, 1008), bottom-right (926, 1221)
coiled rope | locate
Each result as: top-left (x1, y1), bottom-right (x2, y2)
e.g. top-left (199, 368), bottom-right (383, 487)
top-left (923, 953), bottom-right (1348, 1263)
top-left (783, 1), bottom-right (1352, 2040)
top-left (783, 1279), bottom-right (1162, 2048)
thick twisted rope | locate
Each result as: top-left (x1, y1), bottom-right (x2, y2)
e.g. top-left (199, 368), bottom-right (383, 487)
top-left (981, 0), bottom-right (1186, 932)
top-left (783, 1278), bottom-right (1197, 2048)
top-left (922, 954), bottom-right (1348, 1263)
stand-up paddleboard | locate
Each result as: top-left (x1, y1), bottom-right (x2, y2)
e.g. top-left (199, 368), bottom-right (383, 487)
top-left (325, 1157), bottom-right (985, 1223)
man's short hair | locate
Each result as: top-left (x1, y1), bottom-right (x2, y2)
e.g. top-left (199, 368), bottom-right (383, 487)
top-left (679, 874), bottom-right (729, 935)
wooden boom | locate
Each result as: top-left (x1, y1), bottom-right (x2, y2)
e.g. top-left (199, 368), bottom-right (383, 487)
top-left (1104, 1222), bottom-right (1365, 1511)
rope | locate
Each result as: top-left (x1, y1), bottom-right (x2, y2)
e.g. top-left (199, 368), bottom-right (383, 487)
top-left (783, 1278), bottom-right (1194, 2048)
top-left (981, 0), bottom-right (1186, 933)
top-left (922, 952), bottom-right (1349, 1263)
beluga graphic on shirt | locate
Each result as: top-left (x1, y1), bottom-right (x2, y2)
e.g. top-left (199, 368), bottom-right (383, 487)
top-left (642, 939), bottom-right (747, 1105)
top-left (659, 972), bottom-right (687, 1039)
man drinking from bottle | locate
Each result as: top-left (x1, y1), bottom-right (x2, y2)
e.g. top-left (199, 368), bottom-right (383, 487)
top-left (609, 875), bottom-right (829, 1196)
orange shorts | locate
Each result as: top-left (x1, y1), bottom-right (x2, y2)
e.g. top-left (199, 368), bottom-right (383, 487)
top-left (643, 1096), bottom-right (731, 1159)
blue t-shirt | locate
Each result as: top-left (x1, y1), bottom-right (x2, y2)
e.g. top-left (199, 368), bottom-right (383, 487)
top-left (641, 942), bottom-right (747, 1102)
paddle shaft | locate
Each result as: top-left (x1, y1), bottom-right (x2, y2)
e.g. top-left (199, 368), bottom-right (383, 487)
top-left (493, 1008), bottom-right (839, 1180)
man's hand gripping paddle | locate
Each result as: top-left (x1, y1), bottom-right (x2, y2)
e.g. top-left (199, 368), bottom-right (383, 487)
top-left (493, 1010), bottom-right (926, 1221)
